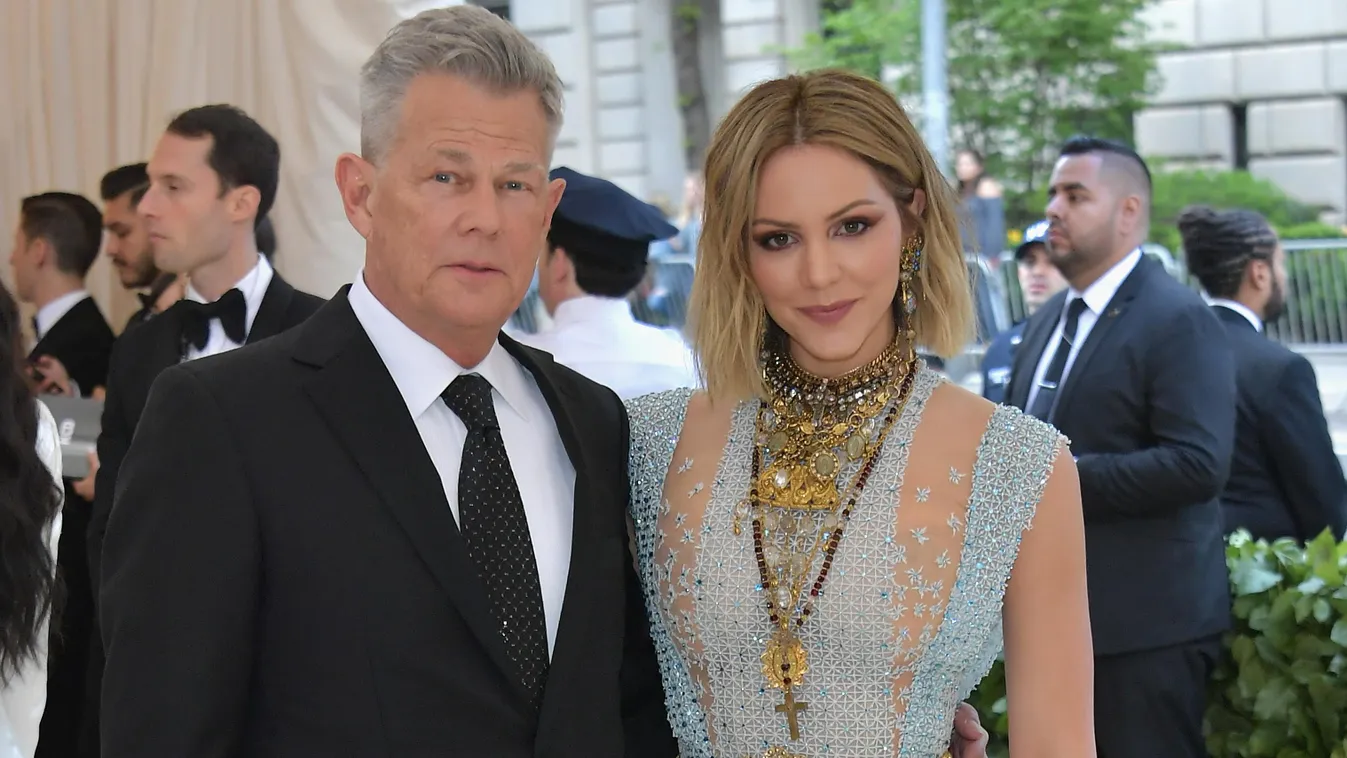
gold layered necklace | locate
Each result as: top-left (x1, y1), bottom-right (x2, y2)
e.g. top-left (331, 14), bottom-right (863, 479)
top-left (733, 338), bottom-right (918, 745)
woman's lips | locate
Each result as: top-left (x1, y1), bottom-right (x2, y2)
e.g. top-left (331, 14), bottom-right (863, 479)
top-left (798, 299), bottom-right (857, 325)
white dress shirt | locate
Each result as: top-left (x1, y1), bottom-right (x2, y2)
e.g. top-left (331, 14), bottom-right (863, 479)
top-left (33, 290), bottom-right (90, 341)
top-left (1209, 297), bottom-right (1263, 332)
top-left (181, 254), bottom-right (274, 362)
top-left (1025, 248), bottom-right (1142, 414)
top-left (347, 270), bottom-right (575, 656)
top-left (516, 295), bottom-right (699, 400)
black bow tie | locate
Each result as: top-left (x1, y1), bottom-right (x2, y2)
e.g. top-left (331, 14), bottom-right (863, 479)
top-left (177, 288), bottom-right (247, 351)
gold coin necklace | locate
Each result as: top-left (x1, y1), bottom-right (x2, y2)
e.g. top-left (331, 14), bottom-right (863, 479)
top-left (743, 347), bottom-right (918, 744)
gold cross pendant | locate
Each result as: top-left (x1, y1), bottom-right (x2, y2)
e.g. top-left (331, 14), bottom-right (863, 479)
top-left (774, 686), bottom-right (808, 741)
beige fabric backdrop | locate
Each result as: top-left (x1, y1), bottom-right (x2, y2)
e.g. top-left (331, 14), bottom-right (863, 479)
top-left (1, 0), bottom-right (452, 330)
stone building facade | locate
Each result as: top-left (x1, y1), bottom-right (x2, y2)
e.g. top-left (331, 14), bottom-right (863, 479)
top-left (1136, 0), bottom-right (1347, 222)
top-left (481, 0), bottom-right (820, 205)
top-left (489, 0), bottom-right (1347, 222)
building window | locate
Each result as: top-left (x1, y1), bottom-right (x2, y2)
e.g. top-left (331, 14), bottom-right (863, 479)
top-left (471, 0), bottom-right (510, 21)
top-left (1231, 103), bottom-right (1249, 170)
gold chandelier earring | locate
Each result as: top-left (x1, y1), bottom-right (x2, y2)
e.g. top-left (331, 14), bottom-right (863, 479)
top-left (898, 232), bottom-right (924, 343)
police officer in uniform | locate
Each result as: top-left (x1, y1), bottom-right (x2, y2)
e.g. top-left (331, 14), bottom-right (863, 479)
top-left (518, 167), bottom-right (698, 399)
top-left (980, 220), bottom-right (1067, 403)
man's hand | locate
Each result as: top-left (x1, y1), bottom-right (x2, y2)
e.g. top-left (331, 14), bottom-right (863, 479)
top-left (949, 702), bottom-right (990, 758)
top-left (73, 450), bottom-right (99, 502)
top-left (31, 355), bottom-right (73, 396)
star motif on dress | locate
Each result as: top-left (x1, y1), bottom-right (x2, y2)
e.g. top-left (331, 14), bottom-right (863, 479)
top-left (936, 550), bottom-right (951, 569)
top-left (910, 526), bottom-right (929, 544)
top-left (687, 482), bottom-right (704, 498)
top-left (674, 512), bottom-right (688, 528)
top-left (947, 513), bottom-right (964, 533)
top-left (949, 466), bottom-right (965, 484)
top-left (915, 487), bottom-right (930, 502)
top-left (677, 457), bottom-right (694, 474)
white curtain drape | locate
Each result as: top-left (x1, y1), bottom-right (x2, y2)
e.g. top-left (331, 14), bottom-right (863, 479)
top-left (2, 0), bottom-right (451, 329)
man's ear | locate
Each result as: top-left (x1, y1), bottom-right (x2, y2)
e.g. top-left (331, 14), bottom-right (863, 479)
top-left (335, 152), bottom-right (377, 240)
top-left (227, 185), bottom-right (262, 225)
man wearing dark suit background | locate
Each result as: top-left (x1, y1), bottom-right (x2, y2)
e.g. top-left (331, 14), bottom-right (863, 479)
top-left (1178, 205), bottom-right (1347, 543)
top-left (88, 104), bottom-right (322, 756)
top-left (12, 192), bottom-right (116, 396)
top-left (1005, 137), bottom-right (1236, 758)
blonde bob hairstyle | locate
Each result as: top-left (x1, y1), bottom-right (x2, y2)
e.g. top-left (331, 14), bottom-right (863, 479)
top-left (687, 68), bottom-right (975, 401)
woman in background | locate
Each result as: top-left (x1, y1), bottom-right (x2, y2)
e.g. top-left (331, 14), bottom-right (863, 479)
top-left (954, 148), bottom-right (1005, 263)
top-left (0, 282), bottom-right (64, 758)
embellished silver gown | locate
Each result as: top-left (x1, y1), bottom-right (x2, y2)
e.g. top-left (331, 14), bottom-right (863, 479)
top-left (626, 365), bottom-right (1062, 757)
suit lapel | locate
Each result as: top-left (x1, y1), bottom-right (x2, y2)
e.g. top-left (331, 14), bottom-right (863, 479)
top-left (297, 292), bottom-right (529, 708)
top-left (247, 274), bottom-right (298, 344)
top-left (1006, 292), bottom-right (1063, 409)
top-left (498, 334), bottom-right (602, 694)
top-left (1051, 256), bottom-right (1153, 417)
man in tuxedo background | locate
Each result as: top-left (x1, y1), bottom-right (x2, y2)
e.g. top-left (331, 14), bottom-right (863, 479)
top-left (1178, 206), bottom-right (1347, 543)
top-left (89, 104), bottom-right (324, 754)
top-left (12, 192), bottom-right (116, 396)
top-left (1005, 137), bottom-right (1236, 758)
top-left (99, 163), bottom-right (180, 331)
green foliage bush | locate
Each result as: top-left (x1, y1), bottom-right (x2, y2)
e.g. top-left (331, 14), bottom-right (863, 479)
top-left (1149, 169), bottom-right (1328, 253)
top-left (969, 530), bottom-right (1347, 758)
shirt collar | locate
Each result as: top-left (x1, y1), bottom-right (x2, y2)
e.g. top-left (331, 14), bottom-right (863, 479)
top-left (34, 290), bottom-right (89, 339)
top-left (347, 269), bottom-right (533, 422)
top-left (1209, 297), bottom-right (1263, 332)
top-left (185, 253), bottom-right (274, 334)
top-left (552, 295), bottom-right (634, 325)
top-left (1070, 248), bottom-right (1142, 315)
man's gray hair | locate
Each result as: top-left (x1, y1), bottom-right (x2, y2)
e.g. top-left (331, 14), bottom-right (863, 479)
top-left (359, 5), bottom-right (564, 163)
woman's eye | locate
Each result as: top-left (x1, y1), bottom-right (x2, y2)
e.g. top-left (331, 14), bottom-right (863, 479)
top-left (839, 219), bottom-right (869, 235)
top-left (759, 233), bottom-right (792, 249)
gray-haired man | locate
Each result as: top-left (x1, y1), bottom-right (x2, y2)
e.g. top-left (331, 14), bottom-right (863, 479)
top-left (98, 6), bottom-right (989, 757)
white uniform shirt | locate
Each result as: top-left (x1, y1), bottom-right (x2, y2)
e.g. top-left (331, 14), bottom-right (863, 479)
top-left (517, 296), bottom-right (699, 400)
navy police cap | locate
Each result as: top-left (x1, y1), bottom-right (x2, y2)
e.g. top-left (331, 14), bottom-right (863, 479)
top-left (548, 166), bottom-right (679, 271)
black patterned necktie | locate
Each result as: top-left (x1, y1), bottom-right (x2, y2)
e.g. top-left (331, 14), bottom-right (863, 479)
top-left (441, 373), bottom-right (550, 709)
top-left (1027, 297), bottom-right (1088, 422)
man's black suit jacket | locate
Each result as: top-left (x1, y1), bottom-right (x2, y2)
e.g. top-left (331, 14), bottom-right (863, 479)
top-left (1212, 304), bottom-right (1347, 542)
top-left (1006, 255), bottom-right (1236, 656)
top-left (97, 289), bottom-right (677, 758)
top-left (88, 273), bottom-right (324, 589)
top-left (29, 295), bottom-right (115, 395)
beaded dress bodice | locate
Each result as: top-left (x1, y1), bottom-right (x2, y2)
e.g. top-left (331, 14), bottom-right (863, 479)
top-left (626, 365), bottom-right (1062, 758)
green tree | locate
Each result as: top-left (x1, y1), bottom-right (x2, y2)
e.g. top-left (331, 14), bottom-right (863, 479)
top-left (791, 0), bottom-right (1164, 232)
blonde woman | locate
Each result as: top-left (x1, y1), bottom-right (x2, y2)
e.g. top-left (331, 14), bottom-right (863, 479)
top-left (626, 70), bottom-right (1095, 757)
